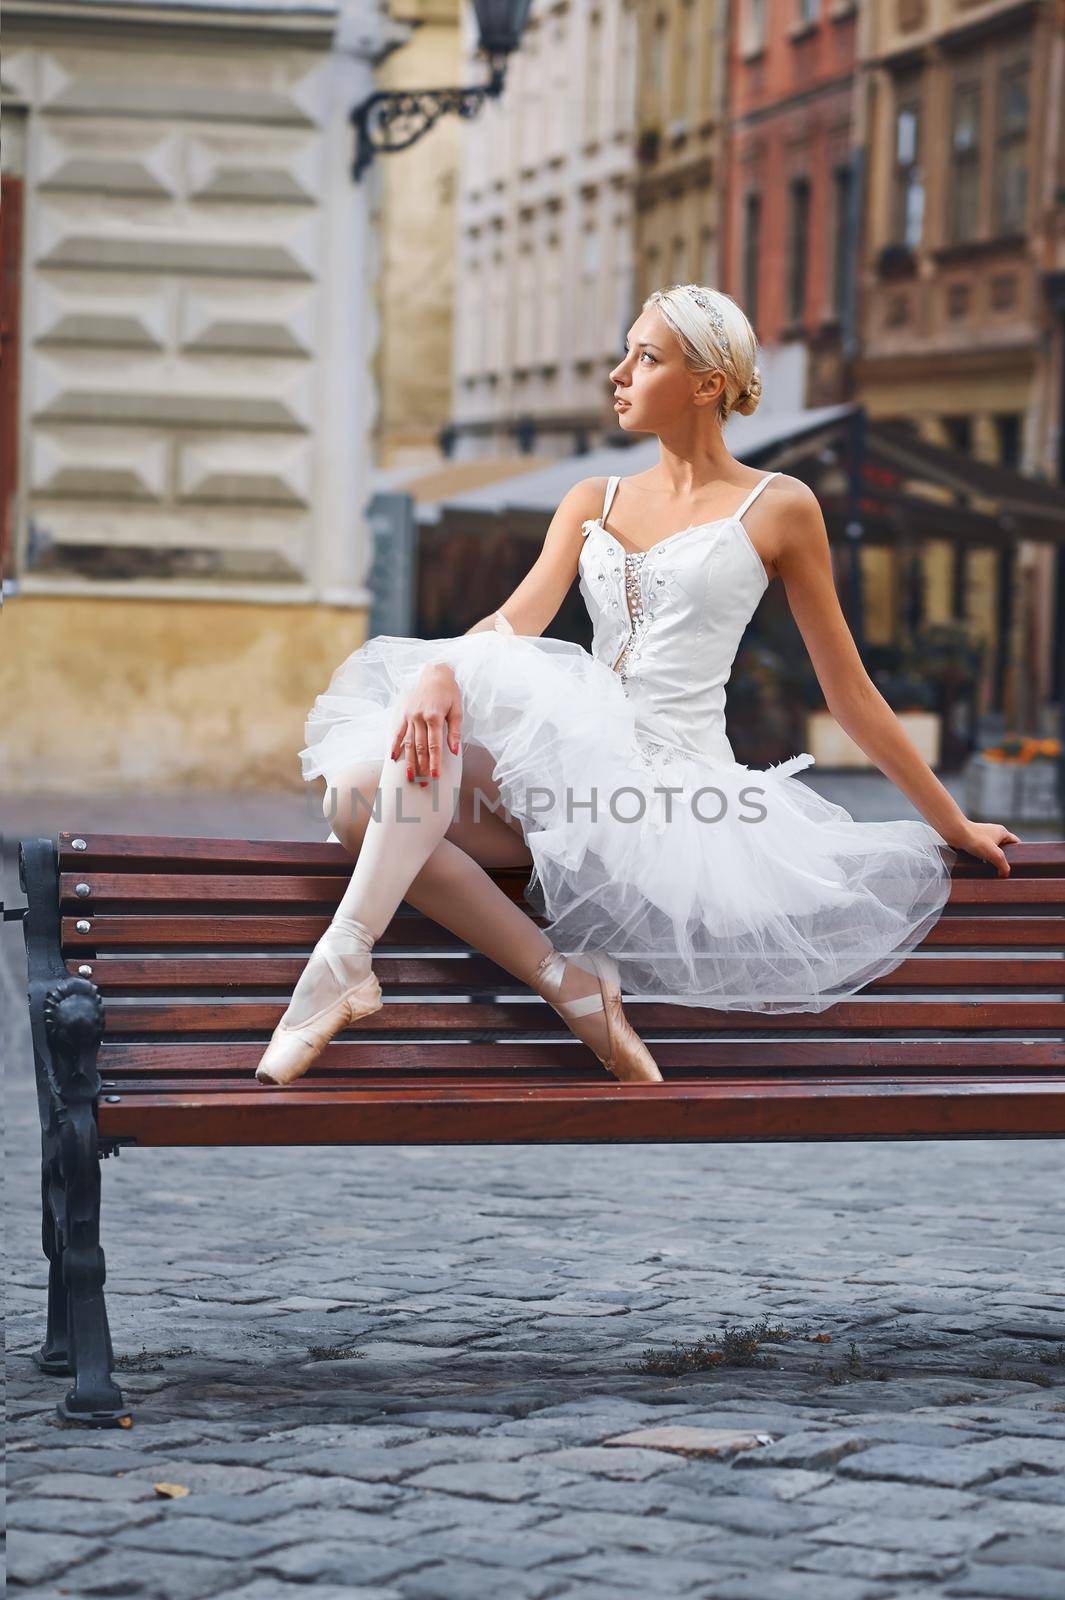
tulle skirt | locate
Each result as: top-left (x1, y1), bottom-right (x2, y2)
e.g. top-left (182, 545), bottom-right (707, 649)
top-left (299, 630), bottom-right (957, 1015)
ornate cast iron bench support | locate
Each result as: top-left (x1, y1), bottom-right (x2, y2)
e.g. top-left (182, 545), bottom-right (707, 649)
top-left (20, 839), bottom-right (129, 1427)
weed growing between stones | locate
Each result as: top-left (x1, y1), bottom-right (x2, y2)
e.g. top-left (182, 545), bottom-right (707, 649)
top-left (630, 1315), bottom-right (811, 1376)
top-left (306, 1343), bottom-right (366, 1362)
top-left (827, 1339), bottom-right (889, 1384)
top-left (113, 1345), bottom-right (194, 1372)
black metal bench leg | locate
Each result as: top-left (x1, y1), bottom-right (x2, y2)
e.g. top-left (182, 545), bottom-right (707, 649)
top-left (21, 839), bottom-right (130, 1427)
top-left (36, 1130), bottom-right (71, 1374)
top-left (55, 1087), bottom-right (127, 1425)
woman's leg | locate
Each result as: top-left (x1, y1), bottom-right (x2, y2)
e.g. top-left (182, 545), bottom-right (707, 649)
top-left (287, 742), bottom-right (548, 1019)
top-left (295, 743), bottom-right (630, 1061)
top-left (281, 737), bottom-right (468, 1027)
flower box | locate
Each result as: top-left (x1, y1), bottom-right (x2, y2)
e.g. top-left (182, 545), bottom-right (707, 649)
top-left (963, 752), bottom-right (1062, 825)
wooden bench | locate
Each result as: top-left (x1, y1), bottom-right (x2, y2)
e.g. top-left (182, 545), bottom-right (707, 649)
top-left (14, 829), bottom-right (1065, 1428)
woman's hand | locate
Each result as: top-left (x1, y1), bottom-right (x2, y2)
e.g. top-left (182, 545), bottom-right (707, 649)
top-left (389, 664), bottom-right (462, 784)
top-left (940, 818), bottom-right (1021, 878)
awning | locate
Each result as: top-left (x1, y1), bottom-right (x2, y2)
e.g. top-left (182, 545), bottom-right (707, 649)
top-left (373, 454), bottom-right (557, 510)
top-left (414, 404), bottom-right (1065, 549)
top-left (416, 404), bottom-right (855, 523)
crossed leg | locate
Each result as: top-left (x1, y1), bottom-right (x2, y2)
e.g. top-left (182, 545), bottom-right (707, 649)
top-left (280, 737), bottom-right (619, 1058)
top-left (326, 739), bottom-right (550, 985)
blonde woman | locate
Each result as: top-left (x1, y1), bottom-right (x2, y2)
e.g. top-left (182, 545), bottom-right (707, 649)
top-left (255, 283), bottom-right (1017, 1088)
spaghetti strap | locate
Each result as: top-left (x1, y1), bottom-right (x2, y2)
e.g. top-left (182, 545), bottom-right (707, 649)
top-left (734, 471), bottom-right (778, 525)
top-left (602, 474), bottom-right (621, 522)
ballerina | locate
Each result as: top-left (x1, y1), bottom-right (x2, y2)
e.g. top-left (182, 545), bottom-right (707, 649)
top-left (255, 281), bottom-right (1018, 1088)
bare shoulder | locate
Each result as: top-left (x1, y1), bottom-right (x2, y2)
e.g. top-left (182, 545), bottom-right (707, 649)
top-left (767, 473), bottom-right (826, 536)
top-left (764, 472), bottom-right (830, 573)
top-left (555, 475), bottom-right (610, 527)
top-left (766, 472), bottom-right (820, 517)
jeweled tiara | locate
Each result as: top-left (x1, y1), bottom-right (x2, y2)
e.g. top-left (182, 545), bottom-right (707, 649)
top-left (680, 284), bottom-right (731, 354)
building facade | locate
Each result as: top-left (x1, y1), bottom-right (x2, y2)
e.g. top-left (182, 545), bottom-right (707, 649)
top-left (450, 0), bottom-right (641, 459)
top-left (857, 0), bottom-right (1052, 466)
top-left (724, 0), bottom-right (861, 412)
top-left (1, 0), bottom-right (391, 792)
top-left (631, 0), bottom-right (729, 314)
top-left (373, 0), bottom-right (466, 470)
top-left (855, 0), bottom-right (1062, 720)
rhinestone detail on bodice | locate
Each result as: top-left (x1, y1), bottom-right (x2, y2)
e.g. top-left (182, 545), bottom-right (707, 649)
top-left (612, 551), bottom-right (647, 682)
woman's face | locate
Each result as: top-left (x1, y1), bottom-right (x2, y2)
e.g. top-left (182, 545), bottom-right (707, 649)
top-left (608, 307), bottom-right (723, 433)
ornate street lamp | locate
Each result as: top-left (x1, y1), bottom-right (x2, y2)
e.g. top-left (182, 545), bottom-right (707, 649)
top-left (352, 0), bottom-right (532, 181)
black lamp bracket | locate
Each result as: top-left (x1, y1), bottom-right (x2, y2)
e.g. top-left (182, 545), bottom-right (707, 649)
top-left (352, 57), bottom-right (507, 181)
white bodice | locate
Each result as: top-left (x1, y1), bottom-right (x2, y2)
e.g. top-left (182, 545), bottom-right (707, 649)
top-left (578, 472), bottom-right (778, 766)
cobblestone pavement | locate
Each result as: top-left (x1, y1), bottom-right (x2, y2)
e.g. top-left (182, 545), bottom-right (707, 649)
top-left (4, 786), bottom-right (1064, 1600)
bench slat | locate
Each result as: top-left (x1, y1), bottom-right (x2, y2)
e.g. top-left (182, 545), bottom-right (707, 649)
top-left (61, 913), bottom-right (530, 950)
top-left (96, 1076), bottom-right (1065, 1145)
top-left (57, 869), bottom-right (1065, 911)
top-left (59, 872), bottom-right (532, 910)
top-left (95, 1038), bottom-right (1065, 1076)
top-left (57, 832), bottom-right (1065, 874)
top-left (922, 917), bottom-right (1064, 947)
top-left (89, 996), bottom-right (1064, 1035)
top-left (66, 953), bottom-right (1065, 993)
top-left (97, 1074), bottom-right (1065, 1099)
top-left (60, 911), bottom-right (1065, 951)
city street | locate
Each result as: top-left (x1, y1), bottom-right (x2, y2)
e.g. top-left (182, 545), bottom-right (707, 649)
top-left (5, 781), bottom-right (1063, 1600)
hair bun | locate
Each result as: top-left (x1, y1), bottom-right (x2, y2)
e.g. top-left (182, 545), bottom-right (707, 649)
top-left (733, 366), bottom-right (762, 417)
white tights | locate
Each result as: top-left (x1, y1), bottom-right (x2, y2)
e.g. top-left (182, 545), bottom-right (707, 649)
top-left (281, 739), bottom-right (618, 1060)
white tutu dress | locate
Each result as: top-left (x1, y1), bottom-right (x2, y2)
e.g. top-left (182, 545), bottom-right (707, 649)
top-left (299, 471), bottom-right (957, 1014)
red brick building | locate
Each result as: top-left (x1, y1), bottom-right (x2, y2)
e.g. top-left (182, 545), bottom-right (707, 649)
top-left (723, 0), bottom-right (861, 409)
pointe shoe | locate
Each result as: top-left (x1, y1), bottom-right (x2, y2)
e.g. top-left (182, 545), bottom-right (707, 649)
top-left (531, 946), bottom-right (663, 1083)
top-left (255, 922), bottom-right (383, 1087)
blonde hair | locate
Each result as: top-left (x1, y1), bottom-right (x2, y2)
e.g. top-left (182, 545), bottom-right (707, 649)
top-left (643, 283), bottom-right (762, 423)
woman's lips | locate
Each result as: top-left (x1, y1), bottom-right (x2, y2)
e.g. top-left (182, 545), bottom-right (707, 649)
top-left (614, 399), bottom-right (630, 411)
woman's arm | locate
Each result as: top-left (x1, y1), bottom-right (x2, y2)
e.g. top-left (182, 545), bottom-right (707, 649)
top-left (774, 478), bottom-right (1019, 877)
top-left (394, 478), bottom-right (606, 778)
top-left (462, 477), bottom-right (606, 636)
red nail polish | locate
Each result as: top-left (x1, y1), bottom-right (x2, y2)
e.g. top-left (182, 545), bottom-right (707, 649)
top-left (431, 769), bottom-right (438, 779)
